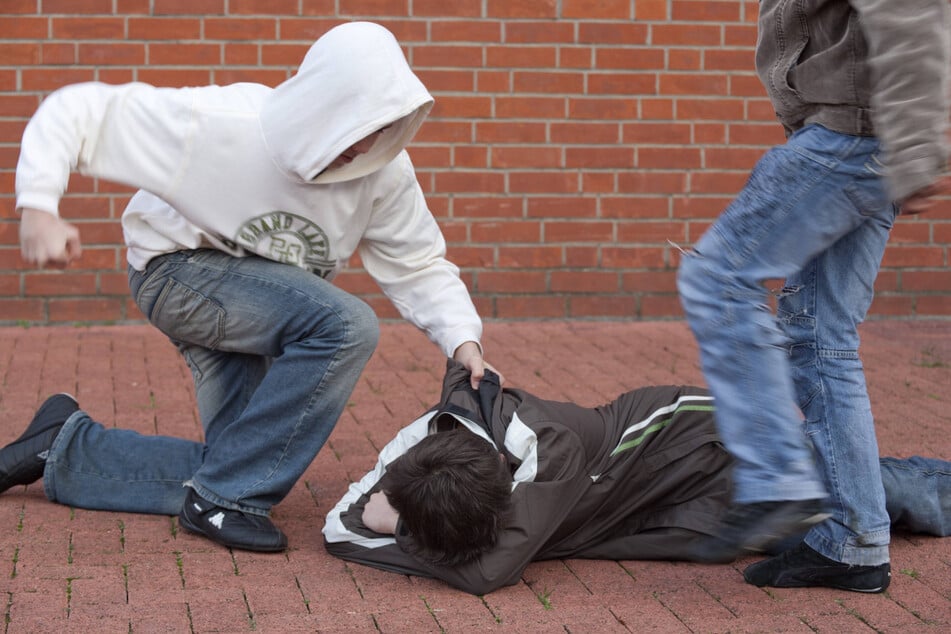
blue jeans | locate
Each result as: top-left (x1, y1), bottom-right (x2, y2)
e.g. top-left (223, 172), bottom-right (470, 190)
top-left (44, 249), bottom-right (379, 517)
top-left (678, 125), bottom-right (898, 565)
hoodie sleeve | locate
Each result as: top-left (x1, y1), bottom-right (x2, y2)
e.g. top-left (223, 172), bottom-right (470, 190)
top-left (357, 152), bottom-right (482, 358)
top-left (15, 81), bottom-right (197, 216)
top-left (853, 0), bottom-right (950, 201)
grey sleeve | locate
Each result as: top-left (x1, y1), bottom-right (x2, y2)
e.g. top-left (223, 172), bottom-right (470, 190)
top-left (853, 0), bottom-right (950, 201)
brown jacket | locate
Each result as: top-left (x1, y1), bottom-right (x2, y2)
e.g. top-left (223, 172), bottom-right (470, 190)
top-left (323, 361), bottom-right (733, 595)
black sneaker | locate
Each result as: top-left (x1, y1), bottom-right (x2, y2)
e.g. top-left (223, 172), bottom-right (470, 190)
top-left (0, 393), bottom-right (79, 493)
top-left (178, 487), bottom-right (288, 553)
top-left (744, 542), bottom-right (891, 593)
top-left (689, 498), bottom-right (831, 563)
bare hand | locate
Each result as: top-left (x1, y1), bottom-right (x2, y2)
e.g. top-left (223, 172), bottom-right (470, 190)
top-left (362, 491), bottom-right (399, 535)
top-left (899, 175), bottom-right (951, 215)
top-left (453, 340), bottom-right (505, 389)
top-left (19, 207), bottom-right (82, 268)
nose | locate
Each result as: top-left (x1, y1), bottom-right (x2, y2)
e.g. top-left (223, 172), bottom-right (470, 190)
top-left (351, 137), bottom-right (373, 155)
top-left (350, 130), bottom-right (384, 155)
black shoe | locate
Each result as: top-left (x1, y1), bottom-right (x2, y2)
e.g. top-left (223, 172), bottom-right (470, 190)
top-left (0, 393), bottom-right (78, 493)
top-left (689, 498), bottom-right (831, 563)
top-left (178, 488), bottom-right (288, 553)
top-left (744, 542), bottom-right (891, 593)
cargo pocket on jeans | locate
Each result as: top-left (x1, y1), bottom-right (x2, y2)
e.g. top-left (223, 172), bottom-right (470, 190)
top-left (150, 278), bottom-right (225, 348)
top-left (844, 154), bottom-right (895, 222)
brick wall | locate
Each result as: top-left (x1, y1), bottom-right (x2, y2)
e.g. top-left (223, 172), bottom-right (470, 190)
top-left (1, 1), bottom-right (949, 325)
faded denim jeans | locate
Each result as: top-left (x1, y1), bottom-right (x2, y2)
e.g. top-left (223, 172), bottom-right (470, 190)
top-left (678, 124), bottom-right (898, 565)
top-left (44, 249), bottom-right (379, 517)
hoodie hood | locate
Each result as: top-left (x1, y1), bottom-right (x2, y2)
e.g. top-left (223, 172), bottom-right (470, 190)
top-left (260, 21), bottom-right (434, 184)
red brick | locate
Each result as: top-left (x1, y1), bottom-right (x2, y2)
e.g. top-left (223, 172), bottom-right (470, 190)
top-left (669, 49), bottom-right (702, 70)
top-left (412, 45), bottom-right (483, 68)
top-left (25, 273), bottom-right (98, 296)
top-left (638, 147), bottom-right (702, 169)
top-left (495, 295), bottom-right (565, 318)
top-left (622, 270), bottom-right (678, 293)
top-left (497, 246), bottom-right (563, 268)
top-left (452, 196), bottom-right (524, 218)
top-left (154, 0), bottom-right (225, 13)
top-left (882, 246), bottom-right (945, 268)
top-left (915, 295), bottom-right (951, 316)
top-left (471, 221), bottom-right (540, 243)
top-left (492, 146), bottom-right (562, 169)
top-left (636, 0), bottom-right (669, 20)
top-left (486, 46), bottom-right (557, 68)
top-left (509, 171), bottom-right (580, 194)
top-left (413, 1), bottom-right (482, 17)
top-left (901, 271), bottom-right (951, 292)
top-left (505, 21), bottom-right (575, 44)
top-left (652, 24), bottom-right (722, 46)
top-left (0, 43), bottom-right (40, 65)
top-left (551, 271), bottom-right (618, 293)
top-left (51, 17), bottom-right (125, 39)
top-left (231, 0), bottom-right (301, 14)
top-left (44, 0), bottom-right (113, 13)
top-left (78, 43), bottom-right (146, 66)
top-left (618, 221), bottom-right (687, 244)
top-left (566, 246), bottom-right (599, 267)
top-left (476, 271), bottom-right (547, 293)
top-left (672, 1), bottom-right (742, 22)
top-left (204, 18), bottom-right (277, 40)
top-left (128, 17), bottom-right (202, 40)
top-left (587, 72), bottom-right (656, 95)
top-left (526, 197), bottom-right (598, 218)
top-left (476, 122), bottom-right (547, 144)
top-left (545, 221), bottom-right (614, 243)
top-left (569, 295), bottom-right (636, 317)
top-left (0, 298), bottom-right (45, 322)
top-left (513, 71), bottom-right (584, 94)
top-left (602, 246), bottom-right (666, 268)
top-left (486, 0), bottom-right (557, 19)
top-left (564, 0), bottom-right (632, 19)
top-left (48, 297), bottom-right (125, 322)
top-left (496, 96), bottom-right (566, 119)
top-left (639, 294), bottom-right (684, 317)
top-left (578, 23), bottom-right (649, 44)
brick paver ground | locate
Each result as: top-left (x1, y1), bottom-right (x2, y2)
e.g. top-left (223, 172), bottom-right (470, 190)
top-left (0, 320), bottom-right (948, 633)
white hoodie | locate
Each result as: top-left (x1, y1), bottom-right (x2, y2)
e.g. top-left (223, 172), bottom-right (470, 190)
top-left (15, 21), bottom-right (481, 357)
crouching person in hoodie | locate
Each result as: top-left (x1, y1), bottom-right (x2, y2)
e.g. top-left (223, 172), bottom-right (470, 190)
top-left (5, 22), bottom-right (497, 553)
top-left (323, 361), bottom-right (950, 595)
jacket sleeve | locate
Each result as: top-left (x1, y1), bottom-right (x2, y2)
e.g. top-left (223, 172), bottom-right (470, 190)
top-left (853, 0), bottom-right (950, 201)
top-left (356, 152), bottom-right (482, 359)
top-left (322, 411), bottom-right (435, 570)
top-left (15, 81), bottom-right (197, 217)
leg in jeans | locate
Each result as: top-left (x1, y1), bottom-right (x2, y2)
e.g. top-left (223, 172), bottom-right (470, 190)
top-left (880, 456), bottom-right (951, 537)
top-left (677, 125), bottom-right (891, 530)
top-left (45, 249), bottom-right (378, 517)
top-left (45, 410), bottom-right (204, 515)
top-left (780, 189), bottom-right (896, 565)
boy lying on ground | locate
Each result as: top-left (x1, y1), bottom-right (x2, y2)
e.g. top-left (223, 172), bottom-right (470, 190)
top-left (323, 361), bottom-right (949, 595)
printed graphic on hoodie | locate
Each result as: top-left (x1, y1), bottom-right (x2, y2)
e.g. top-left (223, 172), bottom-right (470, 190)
top-left (235, 211), bottom-right (337, 277)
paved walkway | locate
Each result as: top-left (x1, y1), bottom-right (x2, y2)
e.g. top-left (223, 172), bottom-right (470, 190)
top-left (0, 320), bottom-right (948, 633)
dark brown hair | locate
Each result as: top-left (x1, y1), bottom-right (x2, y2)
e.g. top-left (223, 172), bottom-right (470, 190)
top-left (384, 428), bottom-right (512, 566)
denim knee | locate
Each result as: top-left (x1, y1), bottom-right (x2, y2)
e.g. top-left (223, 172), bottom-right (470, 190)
top-left (343, 297), bottom-right (380, 358)
top-left (677, 253), bottom-right (721, 332)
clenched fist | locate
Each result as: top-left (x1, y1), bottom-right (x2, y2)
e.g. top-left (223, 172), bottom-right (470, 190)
top-left (19, 207), bottom-right (82, 268)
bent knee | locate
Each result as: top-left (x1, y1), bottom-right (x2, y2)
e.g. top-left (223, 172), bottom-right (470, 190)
top-left (346, 299), bottom-right (380, 354)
